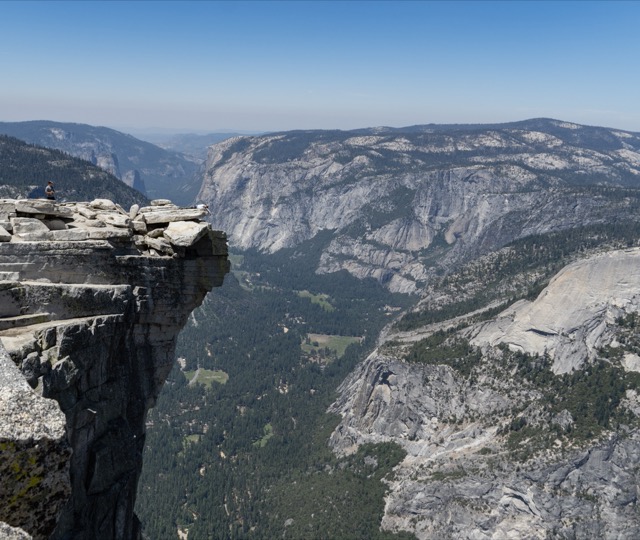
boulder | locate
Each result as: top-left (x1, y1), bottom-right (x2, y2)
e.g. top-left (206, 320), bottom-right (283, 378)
top-left (131, 220), bottom-right (147, 234)
top-left (164, 221), bottom-right (209, 247)
top-left (147, 228), bottom-right (165, 239)
top-left (129, 204), bottom-right (140, 220)
top-left (43, 219), bottom-right (67, 231)
top-left (89, 199), bottom-right (117, 211)
top-left (96, 213), bottom-right (130, 229)
top-left (144, 236), bottom-right (174, 256)
top-left (76, 206), bottom-right (98, 220)
top-left (0, 200), bottom-right (16, 214)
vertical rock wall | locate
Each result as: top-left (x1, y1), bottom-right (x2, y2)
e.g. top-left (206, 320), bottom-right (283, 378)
top-left (0, 199), bottom-right (229, 539)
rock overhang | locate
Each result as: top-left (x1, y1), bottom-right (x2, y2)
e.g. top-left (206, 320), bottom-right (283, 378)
top-left (0, 197), bottom-right (229, 539)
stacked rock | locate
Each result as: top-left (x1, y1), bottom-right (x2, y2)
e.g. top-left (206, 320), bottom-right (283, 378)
top-left (0, 198), bottom-right (224, 258)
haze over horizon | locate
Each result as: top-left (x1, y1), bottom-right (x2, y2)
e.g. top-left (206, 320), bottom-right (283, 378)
top-left (2, 0), bottom-right (639, 134)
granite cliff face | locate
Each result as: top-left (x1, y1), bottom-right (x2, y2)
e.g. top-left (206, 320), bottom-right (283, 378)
top-left (0, 198), bottom-right (228, 539)
top-left (198, 119), bottom-right (640, 293)
top-left (329, 248), bottom-right (640, 539)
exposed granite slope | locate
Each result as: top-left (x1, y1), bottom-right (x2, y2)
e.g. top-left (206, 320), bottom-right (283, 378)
top-left (471, 248), bottom-right (640, 373)
top-left (0, 198), bottom-right (228, 539)
top-left (329, 247), bottom-right (640, 539)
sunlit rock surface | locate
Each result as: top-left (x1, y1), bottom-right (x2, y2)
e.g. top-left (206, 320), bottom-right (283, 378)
top-left (471, 248), bottom-right (640, 373)
top-left (0, 198), bottom-right (228, 539)
top-left (329, 248), bottom-right (640, 539)
top-left (198, 120), bottom-right (640, 293)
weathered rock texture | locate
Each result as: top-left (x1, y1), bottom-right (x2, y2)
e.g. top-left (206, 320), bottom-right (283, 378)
top-left (198, 119), bottom-right (640, 293)
top-left (329, 247), bottom-right (640, 539)
top-left (471, 248), bottom-right (640, 374)
top-left (0, 198), bottom-right (229, 539)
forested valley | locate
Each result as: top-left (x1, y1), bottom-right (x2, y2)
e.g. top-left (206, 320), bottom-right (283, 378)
top-left (135, 243), bottom-right (415, 540)
top-left (137, 214), bottom-right (640, 539)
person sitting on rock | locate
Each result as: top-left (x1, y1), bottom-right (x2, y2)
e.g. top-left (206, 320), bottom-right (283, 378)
top-left (45, 181), bottom-right (55, 200)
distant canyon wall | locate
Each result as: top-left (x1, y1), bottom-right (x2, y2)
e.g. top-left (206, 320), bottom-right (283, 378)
top-left (198, 121), bottom-right (640, 293)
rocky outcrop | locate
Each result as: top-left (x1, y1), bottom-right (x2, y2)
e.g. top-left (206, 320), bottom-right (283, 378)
top-left (198, 120), bottom-right (640, 293)
top-left (330, 350), bottom-right (640, 538)
top-left (0, 198), bottom-right (229, 539)
top-left (0, 342), bottom-right (70, 540)
top-left (470, 248), bottom-right (640, 373)
top-left (329, 247), bottom-right (640, 539)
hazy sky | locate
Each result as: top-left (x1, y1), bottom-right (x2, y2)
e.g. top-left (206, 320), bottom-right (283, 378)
top-left (1, 0), bottom-right (639, 133)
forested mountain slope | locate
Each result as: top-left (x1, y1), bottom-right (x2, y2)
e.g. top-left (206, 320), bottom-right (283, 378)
top-left (0, 121), bottom-right (201, 204)
top-left (0, 134), bottom-right (147, 207)
top-left (198, 118), bottom-right (640, 293)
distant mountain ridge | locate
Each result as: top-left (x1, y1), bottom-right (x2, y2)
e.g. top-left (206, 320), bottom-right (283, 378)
top-left (198, 118), bottom-right (640, 293)
top-left (0, 121), bottom-right (201, 205)
top-left (138, 132), bottom-right (251, 161)
top-left (0, 134), bottom-right (147, 207)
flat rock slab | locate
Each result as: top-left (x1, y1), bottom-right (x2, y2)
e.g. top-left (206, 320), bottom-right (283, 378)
top-left (163, 221), bottom-right (209, 247)
top-left (15, 200), bottom-right (73, 219)
top-left (11, 218), bottom-right (50, 235)
top-left (87, 227), bottom-right (132, 240)
top-left (51, 229), bottom-right (89, 241)
top-left (142, 208), bottom-right (207, 225)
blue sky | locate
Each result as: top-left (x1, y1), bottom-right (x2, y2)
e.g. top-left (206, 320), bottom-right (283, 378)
top-left (1, 0), bottom-right (639, 133)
